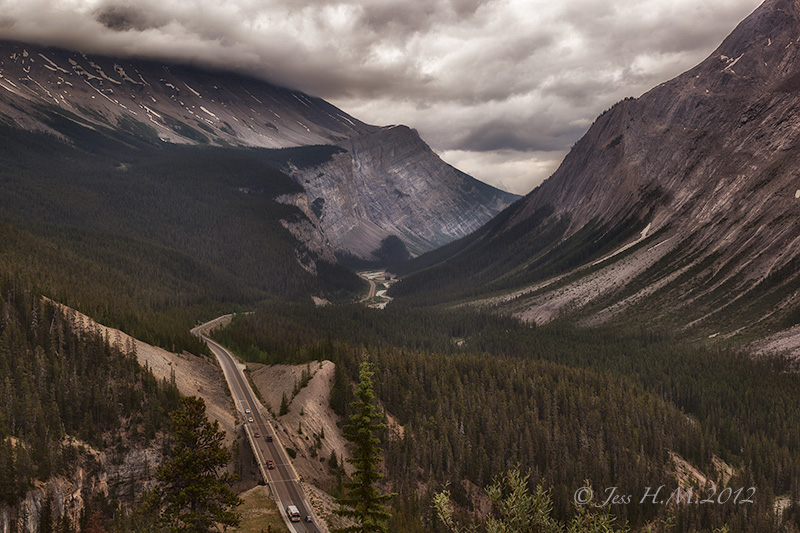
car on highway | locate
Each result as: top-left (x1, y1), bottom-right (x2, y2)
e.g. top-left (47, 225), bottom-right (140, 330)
top-left (245, 408), bottom-right (251, 414)
top-left (286, 505), bottom-right (300, 522)
top-left (267, 460), bottom-right (275, 469)
top-left (248, 416), bottom-right (253, 423)
top-left (266, 435), bottom-right (273, 442)
top-left (306, 515), bottom-right (313, 523)
top-left (254, 432), bottom-right (260, 438)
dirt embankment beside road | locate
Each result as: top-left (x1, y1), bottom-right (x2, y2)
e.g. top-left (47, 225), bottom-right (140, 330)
top-left (248, 360), bottom-right (362, 530)
top-left (247, 361), bottom-right (351, 486)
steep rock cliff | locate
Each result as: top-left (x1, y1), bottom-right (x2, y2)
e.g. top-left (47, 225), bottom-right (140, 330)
top-left (281, 125), bottom-right (518, 258)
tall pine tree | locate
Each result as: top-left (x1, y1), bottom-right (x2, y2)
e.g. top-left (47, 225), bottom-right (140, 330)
top-left (152, 396), bottom-right (241, 532)
top-left (334, 358), bottom-right (395, 532)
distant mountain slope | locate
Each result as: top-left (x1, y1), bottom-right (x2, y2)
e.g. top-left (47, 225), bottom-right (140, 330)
top-left (0, 42), bottom-right (370, 147)
top-left (393, 0), bottom-right (800, 340)
top-left (0, 120), bottom-right (367, 353)
top-left (0, 40), bottom-right (517, 259)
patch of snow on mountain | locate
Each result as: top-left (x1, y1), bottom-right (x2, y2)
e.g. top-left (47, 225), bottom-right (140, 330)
top-left (184, 83), bottom-right (201, 97)
top-left (292, 94), bottom-right (310, 108)
top-left (69, 59), bottom-right (101, 81)
top-left (336, 113), bottom-right (357, 127)
top-left (89, 61), bottom-right (121, 84)
top-left (113, 64), bottom-right (140, 85)
top-left (38, 54), bottom-right (69, 74)
top-left (199, 105), bottom-right (217, 118)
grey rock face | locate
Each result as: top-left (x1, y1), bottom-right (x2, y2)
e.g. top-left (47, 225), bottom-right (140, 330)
top-left (282, 125), bottom-right (518, 258)
top-left (520, 0), bottom-right (800, 238)
top-left (0, 445), bottom-right (162, 533)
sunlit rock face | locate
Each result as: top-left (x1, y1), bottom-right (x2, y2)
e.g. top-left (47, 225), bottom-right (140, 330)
top-left (281, 125), bottom-right (519, 258)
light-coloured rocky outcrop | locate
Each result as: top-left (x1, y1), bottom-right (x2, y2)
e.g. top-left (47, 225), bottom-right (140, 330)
top-left (281, 125), bottom-right (517, 258)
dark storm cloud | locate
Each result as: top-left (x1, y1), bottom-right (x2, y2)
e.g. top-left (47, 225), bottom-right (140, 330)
top-left (0, 0), bottom-right (764, 193)
top-left (95, 5), bottom-right (163, 32)
top-left (455, 117), bottom-right (587, 153)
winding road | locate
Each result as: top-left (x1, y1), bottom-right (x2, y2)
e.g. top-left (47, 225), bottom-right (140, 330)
top-left (192, 316), bottom-right (324, 533)
top-left (359, 273), bottom-right (377, 302)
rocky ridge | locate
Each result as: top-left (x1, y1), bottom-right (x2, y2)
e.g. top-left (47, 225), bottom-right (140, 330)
top-left (281, 125), bottom-right (517, 257)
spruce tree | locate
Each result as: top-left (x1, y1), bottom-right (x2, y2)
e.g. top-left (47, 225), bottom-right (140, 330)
top-left (279, 393), bottom-right (289, 416)
top-left (434, 468), bottom-right (628, 533)
top-left (153, 396), bottom-right (241, 532)
top-left (334, 358), bottom-right (394, 532)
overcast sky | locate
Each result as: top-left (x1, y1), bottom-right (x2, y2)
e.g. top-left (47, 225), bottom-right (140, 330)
top-left (0, 0), bottom-right (763, 194)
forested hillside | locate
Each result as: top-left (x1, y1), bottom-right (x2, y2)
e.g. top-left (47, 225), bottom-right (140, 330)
top-left (214, 304), bottom-right (800, 531)
top-left (0, 269), bottom-right (181, 530)
top-left (0, 119), bottom-right (362, 353)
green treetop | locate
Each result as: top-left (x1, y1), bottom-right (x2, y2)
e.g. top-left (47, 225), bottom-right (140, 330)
top-left (334, 358), bottom-right (395, 532)
top-left (152, 396), bottom-right (241, 532)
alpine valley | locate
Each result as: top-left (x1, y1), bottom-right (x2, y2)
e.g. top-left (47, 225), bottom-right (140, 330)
top-left (2, 2), bottom-right (800, 533)
top-left (394, 0), bottom-right (800, 347)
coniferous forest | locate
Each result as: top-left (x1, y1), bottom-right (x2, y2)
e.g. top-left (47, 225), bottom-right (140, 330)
top-left (0, 120), bottom-right (363, 355)
top-left (0, 268), bottom-right (181, 528)
top-left (214, 303), bottom-right (800, 532)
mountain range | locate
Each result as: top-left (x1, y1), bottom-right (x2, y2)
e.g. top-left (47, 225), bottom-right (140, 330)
top-left (0, 39), bottom-right (517, 261)
top-left (4, 2), bottom-right (800, 532)
top-left (394, 0), bottom-right (800, 345)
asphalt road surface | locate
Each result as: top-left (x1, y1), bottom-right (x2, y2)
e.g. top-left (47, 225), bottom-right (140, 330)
top-left (192, 317), bottom-right (323, 533)
top-left (359, 273), bottom-right (377, 302)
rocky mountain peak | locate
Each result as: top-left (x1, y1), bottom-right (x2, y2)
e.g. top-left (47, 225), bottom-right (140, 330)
top-left (516, 0), bottom-right (800, 234)
top-left (0, 39), bottom-right (518, 261)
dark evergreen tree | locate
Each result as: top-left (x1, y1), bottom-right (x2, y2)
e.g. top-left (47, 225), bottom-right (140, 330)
top-left (153, 396), bottom-right (241, 532)
top-left (83, 509), bottom-right (107, 533)
top-left (372, 235), bottom-right (410, 267)
top-left (279, 393), bottom-right (289, 416)
top-left (39, 495), bottom-right (53, 533)
top-left (334, 359), bottom-right (395, 532)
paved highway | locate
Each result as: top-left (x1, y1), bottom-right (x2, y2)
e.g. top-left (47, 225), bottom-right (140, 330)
top-left (192, 317), bottom-right (324, 533)
top-left (359, 272), bottom-right (377, 302)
